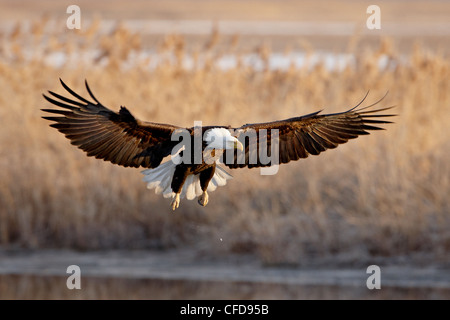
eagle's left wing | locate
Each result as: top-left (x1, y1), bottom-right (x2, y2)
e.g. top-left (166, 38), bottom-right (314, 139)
top-left (42, 79), bottom-right (182, 169)
top-left (223, 94), bottom-right (395, 169)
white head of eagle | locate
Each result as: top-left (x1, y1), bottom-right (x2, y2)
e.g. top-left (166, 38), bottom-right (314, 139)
top-left (204, 128), bottom-right (243, 151)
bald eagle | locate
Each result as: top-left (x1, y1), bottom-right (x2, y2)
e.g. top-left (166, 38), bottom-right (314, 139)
top-left (42, 80), bottom-right (394, 210)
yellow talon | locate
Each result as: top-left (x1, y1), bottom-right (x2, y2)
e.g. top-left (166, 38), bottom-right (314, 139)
top-left (171, 193), bottom-right (180, 210)
top-left (198, 191), bottom-right (209, 207)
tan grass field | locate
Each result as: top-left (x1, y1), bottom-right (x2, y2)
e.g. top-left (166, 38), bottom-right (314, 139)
top-left (0, 10), bottom-right (449, 269)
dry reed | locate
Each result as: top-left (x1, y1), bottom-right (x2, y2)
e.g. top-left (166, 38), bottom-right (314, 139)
top-left (0, 19), bottom-right (449, 266)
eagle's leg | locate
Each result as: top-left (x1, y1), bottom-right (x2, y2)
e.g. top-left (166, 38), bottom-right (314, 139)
top-left (198, 165), bottom-right (215, 207)
top-left (170, 165), bottom-right (189, 211)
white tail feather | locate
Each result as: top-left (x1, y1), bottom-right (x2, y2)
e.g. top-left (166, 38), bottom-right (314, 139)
top-left (142, 160), bottom-right (233, 201)
top-left (207, 165), bottom-right (233, 192)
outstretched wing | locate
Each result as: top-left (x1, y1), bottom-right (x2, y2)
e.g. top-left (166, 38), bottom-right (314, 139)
top-left (223, 93), bottom-right (395, 169)
top-left (42, 79), bottom-right (182, 168)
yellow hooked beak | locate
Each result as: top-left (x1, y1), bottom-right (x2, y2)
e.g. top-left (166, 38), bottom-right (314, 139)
top-left (234, 140), bottom-right (244, 151)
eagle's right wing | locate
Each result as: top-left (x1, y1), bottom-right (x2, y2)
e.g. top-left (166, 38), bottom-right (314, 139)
top-left (224, 93), bottom-right (395, 169)
top-left (42, 79), bottom-right (182, 168)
